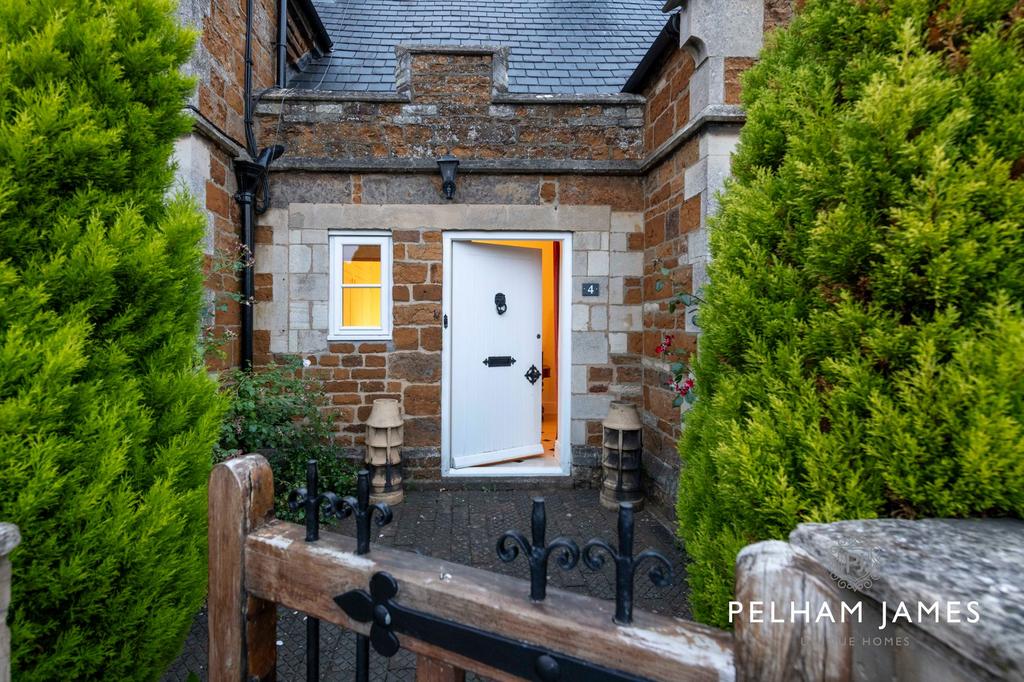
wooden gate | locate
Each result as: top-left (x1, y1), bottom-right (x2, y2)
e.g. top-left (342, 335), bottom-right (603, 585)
top-left (208, 455), bottom-right (833, 681)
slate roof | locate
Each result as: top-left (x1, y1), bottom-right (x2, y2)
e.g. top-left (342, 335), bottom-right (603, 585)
top-left (291, 0), bottom-right (667, 94)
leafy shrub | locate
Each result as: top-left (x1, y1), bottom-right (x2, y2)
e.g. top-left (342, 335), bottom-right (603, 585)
top-left (0, 0), bottom-right (223, 677)
top-left (678, 0), bottom-right (1024, 627)
top-left (216, 359), bottom-right (356, 519)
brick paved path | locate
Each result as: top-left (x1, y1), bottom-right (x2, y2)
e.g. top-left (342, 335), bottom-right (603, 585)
top-left (163, 488), bottom-right (691, 681)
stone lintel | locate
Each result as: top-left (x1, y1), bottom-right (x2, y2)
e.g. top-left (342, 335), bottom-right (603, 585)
top-left (288, 202), bottom-right (612, 232)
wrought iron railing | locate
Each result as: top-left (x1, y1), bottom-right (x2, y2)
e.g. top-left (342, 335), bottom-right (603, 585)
top-left (287, 463), bottom-right (392, 681)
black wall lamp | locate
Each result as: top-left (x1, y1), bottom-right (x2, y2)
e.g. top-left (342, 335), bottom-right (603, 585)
top-left (437, 154), bottom-right (460, 200)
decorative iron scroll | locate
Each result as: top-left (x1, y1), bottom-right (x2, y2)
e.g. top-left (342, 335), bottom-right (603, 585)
top-left (287, 460), bottom-right (335, 681)
top-left (495, 497), bottom-right (673, 623)
top-left (335, 571), bottom-right (649, 682)
top-left (288, 465), bottom-right (393, 552)
top-left (496, 498), bottom-right (580, 601)
top-left (288, 460), bottom-right (339, 542)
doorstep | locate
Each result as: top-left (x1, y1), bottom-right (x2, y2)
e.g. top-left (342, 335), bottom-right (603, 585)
top-left (407, 476), bottom-right (578, 491)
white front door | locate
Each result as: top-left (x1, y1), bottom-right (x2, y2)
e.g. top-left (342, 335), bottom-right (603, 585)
top-left (450, 241), bottom-right (543, 468)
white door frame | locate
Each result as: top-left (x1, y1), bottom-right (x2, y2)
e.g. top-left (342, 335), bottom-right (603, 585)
top-left (441, 231), bottom-right (573, 477)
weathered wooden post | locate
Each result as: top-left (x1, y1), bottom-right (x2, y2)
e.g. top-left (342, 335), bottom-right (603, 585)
top-left (0, 523), bottom-right (20, 682)
top-left (208, 455), bottom-right (277, 681)
top-left (733, 540), bottom-right (851, 681)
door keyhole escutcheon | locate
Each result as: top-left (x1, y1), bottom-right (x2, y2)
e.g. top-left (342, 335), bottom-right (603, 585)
top-left (525, 365), bottom-right (541, 385)
top-left (494, 292), bottom-right (507, 315)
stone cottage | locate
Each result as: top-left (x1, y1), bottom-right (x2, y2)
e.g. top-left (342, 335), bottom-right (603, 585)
top-left (175, 0), bottom-right (792, 514)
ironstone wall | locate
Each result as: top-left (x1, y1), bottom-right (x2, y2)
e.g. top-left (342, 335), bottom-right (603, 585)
top-left (251, 189), bottom-right (648, 484)
top-left (248, 33), bottom-right (768, 499)
top-left (639, 45), bottom-right (703, 509)
top-left (175, 0), bottom-right (280, 371)
top-left (181, 4), bottom-right (790, 509)
top-left (251, 47), bottom-right (651, 484)
top-left (175, 0), bottom-right (324, 372)
top-left (258, 48), bottom-right (646, 163)
top-left (638, 48), bottom-right (754, 508)
top-left (635, 0), bottom-right (775, 509)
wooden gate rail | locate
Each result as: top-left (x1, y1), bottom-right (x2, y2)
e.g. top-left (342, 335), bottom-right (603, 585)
top-left (210, 455), bottom-right (735, 681)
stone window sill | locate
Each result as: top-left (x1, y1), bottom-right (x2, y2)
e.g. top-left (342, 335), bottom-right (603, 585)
top-left (327, 332), bottom-right (393, 342)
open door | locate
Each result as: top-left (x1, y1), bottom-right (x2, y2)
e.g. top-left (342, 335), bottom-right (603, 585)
top-left (450, 241), bottom-right (543, 468)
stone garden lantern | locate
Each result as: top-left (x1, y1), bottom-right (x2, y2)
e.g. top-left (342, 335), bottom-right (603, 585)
top-left (600, 401), bottom-right (643, 511)
top-left (366, 398), bottom-right (404, 505)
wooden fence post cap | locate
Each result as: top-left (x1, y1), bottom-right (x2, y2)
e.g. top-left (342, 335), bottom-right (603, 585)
top-left (212, 453), bottom-right (272, 482)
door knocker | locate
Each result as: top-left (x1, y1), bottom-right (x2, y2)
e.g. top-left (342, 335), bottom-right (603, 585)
top-left (494, 293), bottom-right (507, 315)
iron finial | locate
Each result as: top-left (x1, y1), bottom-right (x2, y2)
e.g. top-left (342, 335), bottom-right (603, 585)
top-left (331, 469), bottom-right (393, 555)
top-left (496, 497), bottom-right (580, 601)
top-left (582, 503), bottom-right (673, 625)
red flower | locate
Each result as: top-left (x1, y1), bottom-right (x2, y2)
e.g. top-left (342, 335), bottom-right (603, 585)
top-left (669, 377), bottom-right (695, 397)
top-left (656, 334), bottom-right (675, 356)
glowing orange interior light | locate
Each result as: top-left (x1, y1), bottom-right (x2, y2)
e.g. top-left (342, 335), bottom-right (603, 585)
top-left (341, 245), bottom-right (382, 327)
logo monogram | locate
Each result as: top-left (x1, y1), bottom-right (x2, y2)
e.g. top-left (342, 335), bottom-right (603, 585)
top-left (828, 537), bottom-right (880, 591)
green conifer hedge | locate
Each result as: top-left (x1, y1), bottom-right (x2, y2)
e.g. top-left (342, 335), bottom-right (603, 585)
top-left (678, 0), bottom-right (1024, 627)
top-left (0, 0), bottom-right (222, 677)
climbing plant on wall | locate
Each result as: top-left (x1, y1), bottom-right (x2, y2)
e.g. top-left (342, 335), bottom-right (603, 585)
top-left (0, 0), bottom-right (222, 677)
top-left (677, 0), bottom-right (1024, 627)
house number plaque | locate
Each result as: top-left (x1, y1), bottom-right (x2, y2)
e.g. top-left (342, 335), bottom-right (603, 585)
top-left (582, 282), bottom-right (600, 297)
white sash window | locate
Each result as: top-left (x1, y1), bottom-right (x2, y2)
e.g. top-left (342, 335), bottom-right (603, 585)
top-left (328, 232), bottom-right (392, 340)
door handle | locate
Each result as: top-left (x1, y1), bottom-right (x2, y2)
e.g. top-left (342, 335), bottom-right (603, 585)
top-left (524, 365), bottom-right (541, 385)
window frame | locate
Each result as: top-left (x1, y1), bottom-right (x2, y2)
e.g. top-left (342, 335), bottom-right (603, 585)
top-left (328, 231), bottom-right (393, 341)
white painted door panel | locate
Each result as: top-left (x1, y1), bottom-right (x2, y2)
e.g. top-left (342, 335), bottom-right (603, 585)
top-left (451, 241), bottom-right (543, 468)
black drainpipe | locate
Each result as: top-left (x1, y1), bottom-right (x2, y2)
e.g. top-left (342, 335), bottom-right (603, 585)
top-left (277, 0), bottom-right (289, 88)
top-left (234, 0), bottom-right (284, 370)
top-left (621, 12), bottom-right (682, 94)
